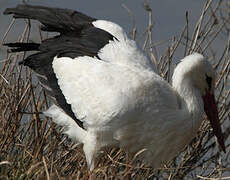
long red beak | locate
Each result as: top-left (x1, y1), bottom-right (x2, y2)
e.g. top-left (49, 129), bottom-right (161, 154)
top-left (202, 92), bottom-right (226, 153)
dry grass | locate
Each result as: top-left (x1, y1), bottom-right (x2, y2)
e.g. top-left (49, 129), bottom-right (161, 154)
top-left (0, 0), bottom-right (229, 179)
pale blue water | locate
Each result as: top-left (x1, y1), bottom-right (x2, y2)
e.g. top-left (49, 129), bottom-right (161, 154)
top-left (0, 0), bottom-right (226, 62)
top-left (0, 0), bottom-right (203, 40)
top-left (0, 0), bottom-right (203, 48)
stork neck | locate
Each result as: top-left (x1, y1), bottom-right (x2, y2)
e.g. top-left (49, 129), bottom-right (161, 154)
top-left (172, 77), bottom-right (204, 130)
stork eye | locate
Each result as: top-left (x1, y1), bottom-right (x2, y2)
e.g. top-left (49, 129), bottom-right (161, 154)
top-left (206, 75), bottom-right (212, 90)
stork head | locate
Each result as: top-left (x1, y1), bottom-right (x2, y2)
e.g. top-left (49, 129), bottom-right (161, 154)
top-left (174, 53), bottom-right (225, 153)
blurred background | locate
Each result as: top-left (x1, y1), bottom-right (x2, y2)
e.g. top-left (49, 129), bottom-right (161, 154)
top-left (0, 0), bottom-right (206, 40)
top-left (1, 0), bottom-right (225, 60)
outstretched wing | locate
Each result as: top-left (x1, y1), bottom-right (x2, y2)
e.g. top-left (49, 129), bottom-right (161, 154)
top-left (4, 4), bottom-right (154, 130)
top-left (4, 4), bottom-right (95, 33)
top-left (4, 4), bottom-right (115, 129)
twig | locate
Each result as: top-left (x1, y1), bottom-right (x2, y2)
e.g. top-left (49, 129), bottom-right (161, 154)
top-left (43, 156), bottom-right (50, 180)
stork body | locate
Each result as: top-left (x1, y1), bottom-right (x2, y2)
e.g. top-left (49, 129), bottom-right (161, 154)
top-left (4, 5), bottom-right (225, 171)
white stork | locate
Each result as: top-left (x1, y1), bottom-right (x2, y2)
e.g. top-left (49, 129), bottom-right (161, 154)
top-left (4, 4), bottom-right (225, 171)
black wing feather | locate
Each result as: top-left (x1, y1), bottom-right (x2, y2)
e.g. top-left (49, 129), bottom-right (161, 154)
top-left (4, 4), bottom-right (96, 33)
top-left (4, 4), bottom-right (115, 130)
top-left (4, 43), bottom-right (40, 52)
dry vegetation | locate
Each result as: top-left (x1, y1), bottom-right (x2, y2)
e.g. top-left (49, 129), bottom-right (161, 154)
top-left (0, 0), bottom-right (230, 179)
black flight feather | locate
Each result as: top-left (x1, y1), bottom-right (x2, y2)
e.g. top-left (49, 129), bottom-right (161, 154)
top-left (3, 4), bottom-right (115, 130)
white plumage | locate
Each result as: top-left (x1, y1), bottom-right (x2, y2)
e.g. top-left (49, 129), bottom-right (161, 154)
top-left (4, 5), bottom-right (225, 172)
top-left (45, 21), bottom-right (225, 170)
